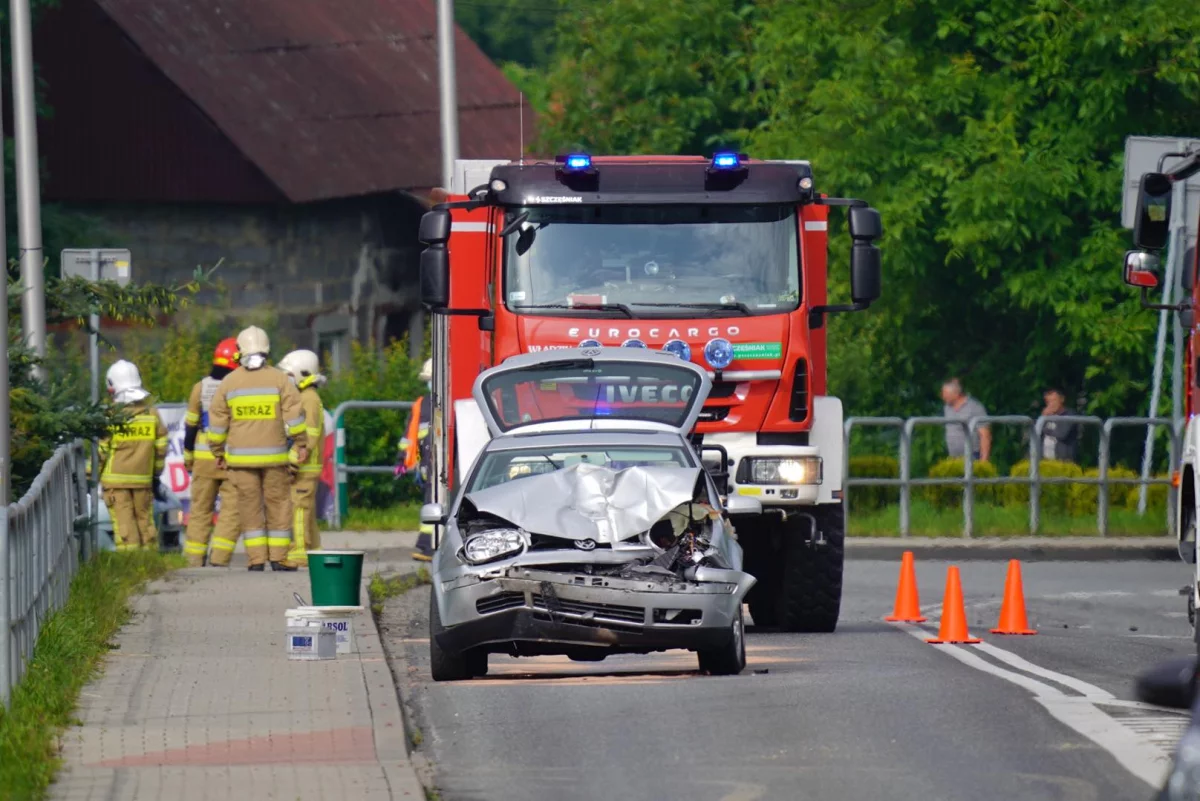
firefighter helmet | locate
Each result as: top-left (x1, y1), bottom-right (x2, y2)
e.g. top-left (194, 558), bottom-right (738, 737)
top-left (278, 349), bottom-right (321, 384)
top-left (236, 325), bottom-right (270, 356)
top-left (213, 337), bottom-right (240, 369)
top-left (106, 359), bottom-right (150, 402)
top-left (419, 358), bottom-right (433, 383)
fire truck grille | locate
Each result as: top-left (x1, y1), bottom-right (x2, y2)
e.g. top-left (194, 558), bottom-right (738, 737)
top-left (789, 359), bottom-right (809, 422)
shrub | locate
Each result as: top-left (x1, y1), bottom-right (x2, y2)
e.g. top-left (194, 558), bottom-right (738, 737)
top-left (1002, 459), bottom-right (1083, 514)
top-left (1066, 466), bottom-right (1139, 516)
top-left (847, 455), bottom-right (899, 512)
top-left (1124, 475), bottom-right (1171, 516)
top-left (920, 458), bottom-right (999, 509)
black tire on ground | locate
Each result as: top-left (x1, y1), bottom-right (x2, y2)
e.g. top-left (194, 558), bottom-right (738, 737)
top-left (777, 504), bottom-right (845, 633)
top-left (738, 516), bottom-right (781, 628)
top-left (698, 606), bottom-right (746, 676)
top-left (429, 590), bottom-right (473, 682)
top-left (466, 648), bottom-right (489, 677)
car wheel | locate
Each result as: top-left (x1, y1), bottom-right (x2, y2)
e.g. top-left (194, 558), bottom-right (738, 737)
top-left (466, 648), bottom-right (489, 677)
top-left (429, 590), bottom-right (473, 682)
top-left (698, 606), bottom-right (746, 676)
top-left (777, 505), bottom-right (844, 633)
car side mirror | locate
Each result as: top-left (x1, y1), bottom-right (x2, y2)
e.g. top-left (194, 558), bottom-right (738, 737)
top-left (1133, 172), bottom-right (1173, 251)
top-left (1135, 656), bottom-right (1198, 710)
top-left (420, 503), bottom-right (446, 526)
top-left (1123, 250), bottom-right (1161, 289)
top-left (851, 243), bottom-right (882, 304)
top-left (724, 494), bottom-right (762, 516)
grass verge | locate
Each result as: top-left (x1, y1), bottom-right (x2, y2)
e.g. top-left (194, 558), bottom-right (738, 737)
top-left (0, 551), bottom-right (178, 801)
top-left (368, 567), bottom-right (431, 615)
top-left (323, 503), bottom-right (421, 532)
top-left (847, 501), bottom-right (1169, 537)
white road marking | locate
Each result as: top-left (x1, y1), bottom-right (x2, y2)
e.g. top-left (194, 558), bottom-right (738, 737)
top-left (895, 623), bottom-right (1173, 788)
top-left (973, 642), bottom-right (1115, 700)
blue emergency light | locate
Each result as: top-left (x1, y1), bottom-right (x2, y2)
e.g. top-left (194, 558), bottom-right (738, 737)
top-left (711, 152), bottom-right (741, 170)
top-left (563, 153), bottom-right (592, 172)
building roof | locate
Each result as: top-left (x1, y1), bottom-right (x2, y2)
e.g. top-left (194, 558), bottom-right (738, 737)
top-left (51, 0), bottom-right (532, 203)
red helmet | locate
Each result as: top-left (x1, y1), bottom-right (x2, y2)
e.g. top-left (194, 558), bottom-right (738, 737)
top-left (213, 337), bottom-right (240, 369)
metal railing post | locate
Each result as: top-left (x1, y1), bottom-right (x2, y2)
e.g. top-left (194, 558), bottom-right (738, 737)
top-left (963, 429), bottom-right (974, 539)
top-left (330, 400), bottom-right (415, 530)
top-left (1099, 420), bottom-right (1112, 536)
top-left (1030, 417), bottom-right (1042, 536)
top-left (900, 419), bottom-right (915, 537)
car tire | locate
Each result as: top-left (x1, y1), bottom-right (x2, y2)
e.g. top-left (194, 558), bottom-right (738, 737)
top-left (698, 606), bottom-right (746, 676)
top-left (429, 590), bottom-right (473, 682)
top-left (777, 505), bottom-right (844, 633)
top-left (466, 648), bottom-right (489, 677)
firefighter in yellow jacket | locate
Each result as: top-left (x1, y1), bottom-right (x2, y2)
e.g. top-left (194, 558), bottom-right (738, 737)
top-left (207, 326), bottom-right (308, 571)
top-left (277, 349), bottom-right (326, 567)
top-left (181, 337), bottom-right (242, 566)
top-left (100, 360), bottom-right (168, 552)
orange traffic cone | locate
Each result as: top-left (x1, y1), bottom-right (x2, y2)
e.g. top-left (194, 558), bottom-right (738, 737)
top-left (991, 559), bottom-right (1037, 635)
top-left (927, 566), bottom-right (981, 644)
top-left (884, 550), bottom-right (927, 622)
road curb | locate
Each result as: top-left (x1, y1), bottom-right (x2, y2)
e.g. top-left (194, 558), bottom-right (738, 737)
top-left (356, 575), bottom-right (427, 800)
top-left (846, 537), bottom-right (1180, 562)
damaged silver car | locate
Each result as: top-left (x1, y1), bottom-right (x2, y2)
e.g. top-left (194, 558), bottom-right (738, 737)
top-left (423, 348), bottom-right (761, 681)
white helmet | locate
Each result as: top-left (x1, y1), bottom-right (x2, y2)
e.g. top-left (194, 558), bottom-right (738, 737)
top-left (419, 358), bottom-right (433, 383)
top-left (236, 326), bottom-right (270, 357)
top-left (106, 360), bottom-right (150, 403)
top-left (278, 349), bottom-right (325, 388)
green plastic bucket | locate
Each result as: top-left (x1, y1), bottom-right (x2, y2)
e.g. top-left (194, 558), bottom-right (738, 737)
top-left (307, 550), bottom-right (365, 607)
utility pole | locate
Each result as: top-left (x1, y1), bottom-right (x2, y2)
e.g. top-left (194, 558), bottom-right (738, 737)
top-left (0, 53), bottom-right (12, 708)
top-left (436, 0), bottom-right (459, 189)
top-left (11, 0), bottom-right (45, 379)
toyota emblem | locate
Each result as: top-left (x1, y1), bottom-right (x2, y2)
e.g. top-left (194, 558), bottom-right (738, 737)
top-left (574, 539), bottom-right (597, 551)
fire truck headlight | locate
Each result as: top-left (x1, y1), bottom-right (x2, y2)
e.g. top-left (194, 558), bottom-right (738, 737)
top-left (704, 338), bottom-right (734, 370)
top-left (662, 339), bottom-right (691, 361)
top-left (747, 457), bottom-right (823, 485)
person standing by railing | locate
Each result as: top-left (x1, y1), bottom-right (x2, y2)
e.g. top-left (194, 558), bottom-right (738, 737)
top-left (100, 360), bottom-right (168, 552)
top-left (941, 378), bottom-right (991, 462)
top-left (1040, 387), bottom-right (1080, 463)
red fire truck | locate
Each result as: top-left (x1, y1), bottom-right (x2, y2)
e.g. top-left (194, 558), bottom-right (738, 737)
top-left (419, 153), bottom-right (882, 632)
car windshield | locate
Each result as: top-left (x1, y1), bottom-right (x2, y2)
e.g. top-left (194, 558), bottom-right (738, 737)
top-left (503, 204), bottom-right (799, 317)
top-left (477, 358), bottom-right (705, 433)
top-left (468, 446), bottom-right (691, 492)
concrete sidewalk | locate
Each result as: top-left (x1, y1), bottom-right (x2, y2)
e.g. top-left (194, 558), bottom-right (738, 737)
top-left (50, 534), bottom-right (425, 801)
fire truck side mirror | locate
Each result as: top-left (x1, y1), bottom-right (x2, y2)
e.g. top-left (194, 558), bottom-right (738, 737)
top-left (848, 206), bottom-right (882, 241)
top-left (1133, 172), bottom-right (1172, 251)
top-left (1123, 250), bottom-right (1160, 290)
top-left (850, 243), bottom-right (881, 304)
top-left (421, 247), bottom-right (450, 310)
top-left (419, 209), bottom-right (452, 246)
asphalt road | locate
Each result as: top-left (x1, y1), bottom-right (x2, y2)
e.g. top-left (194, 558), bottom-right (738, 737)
top-left (378, 559), bottom-right (1196, 801)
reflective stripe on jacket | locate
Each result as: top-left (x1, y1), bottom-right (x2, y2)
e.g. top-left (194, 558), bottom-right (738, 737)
top-left (297, 383), bottom-right (325, 474)
top-left (207, 365), bottom-right (307, 468)
top-left (101, 402), bottom-right (167, 488)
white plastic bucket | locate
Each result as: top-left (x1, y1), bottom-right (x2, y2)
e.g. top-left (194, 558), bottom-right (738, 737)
top-left (285, 606), bottom-right (361, 655)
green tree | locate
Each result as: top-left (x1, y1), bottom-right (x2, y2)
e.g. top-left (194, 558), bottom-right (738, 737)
top-left (456, 0), bottom-right (579, 68)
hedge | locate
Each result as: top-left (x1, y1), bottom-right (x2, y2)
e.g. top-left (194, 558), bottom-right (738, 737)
top-left (847, 455), bottom-right (899, 512)
top-left (1002, 459), bottom-right (1083, 514)
top-left (1066, 466), bottom-right (1138, 516)
top-left (920, 458), bottom-right (999, 509)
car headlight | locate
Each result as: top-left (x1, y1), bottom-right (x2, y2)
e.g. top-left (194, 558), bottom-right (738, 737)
top-left (462, 529), bottom-right (527, 565)
top-left (746, 457), bottom-right (822, 485)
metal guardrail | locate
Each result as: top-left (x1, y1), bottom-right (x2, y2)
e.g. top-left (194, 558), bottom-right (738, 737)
top-left (1, 441), bottom-right (90, 706)
top-left (844, 415), bottom-right (1181, 537)
top-left (331, 400), bottom-right (414, 529)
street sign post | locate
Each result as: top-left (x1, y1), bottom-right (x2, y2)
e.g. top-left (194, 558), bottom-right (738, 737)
top-left (61, 248), bottom-right (132, 555)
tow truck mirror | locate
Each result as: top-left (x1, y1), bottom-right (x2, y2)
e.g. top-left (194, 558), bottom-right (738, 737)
top-left (850, 243), bottom-right (882, 304)
top-left (419, 209), bottom-right (452, 246)
top-left (1123, 250), bottom-right (1160, 290)
top-left (849, 206), bottom-right (883, 241)
top-left (1133, 172), bottom-right (1173, 251)
top-left (421, 246), bottom-right (450, 310)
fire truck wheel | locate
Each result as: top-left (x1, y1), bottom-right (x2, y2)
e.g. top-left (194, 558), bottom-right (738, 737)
top-left (777, 505), bottom-right (844, 633)
top-left (429, 590), bottom-right (473, 682)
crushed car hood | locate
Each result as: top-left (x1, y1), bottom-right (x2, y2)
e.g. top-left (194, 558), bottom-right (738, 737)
top-left (465, 463), bottom-right (702, 543)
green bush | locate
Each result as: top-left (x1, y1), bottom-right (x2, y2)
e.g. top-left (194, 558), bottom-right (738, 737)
top-left (1067, 466), bottom-right (1139, 516)
top-left (1002, 459), bottom-right (1083, 514)
top-left (1124, 475), bottom-right (1170, 516)
top-left (319, 338), bottom-right (427, 509)
top-left (847, 455), bottom-right (899, 513)
top-left (920, 458), bottom-right (999, 509)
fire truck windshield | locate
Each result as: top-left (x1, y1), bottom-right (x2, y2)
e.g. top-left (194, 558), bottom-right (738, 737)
top-left (503, 204), bottom-right (800, 317)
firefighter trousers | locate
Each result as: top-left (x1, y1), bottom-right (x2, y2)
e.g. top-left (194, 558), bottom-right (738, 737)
top-left (228, 467), bottom-right (293, 566)
top-left (187, 471), bottom-right (241, 567)
top-left (104, 487), bottom-right (156, 551)
top-left (287, 474), bottom-right (321, 565)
